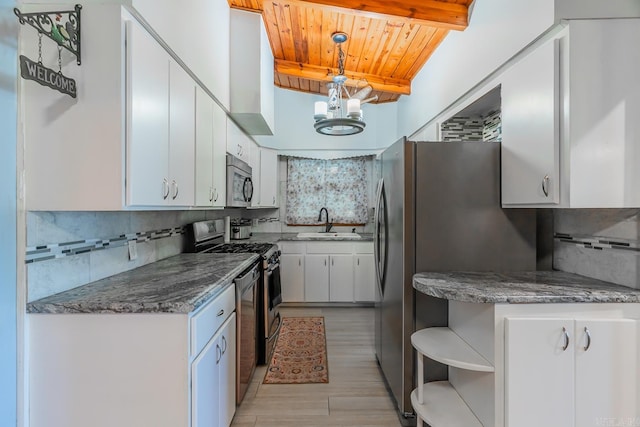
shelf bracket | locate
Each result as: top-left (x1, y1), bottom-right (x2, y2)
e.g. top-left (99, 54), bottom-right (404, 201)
top-left (14, 4), bottom-right (82, 65)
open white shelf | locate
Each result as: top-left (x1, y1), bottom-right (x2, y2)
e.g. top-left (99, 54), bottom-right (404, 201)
top-left (411, 381), bottom-right (483, 427)
top-left (411, 327), bottom-right (494, 372)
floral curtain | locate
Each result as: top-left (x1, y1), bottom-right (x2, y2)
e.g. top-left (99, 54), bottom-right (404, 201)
top-left (286, 157), bottom-right (369, 225)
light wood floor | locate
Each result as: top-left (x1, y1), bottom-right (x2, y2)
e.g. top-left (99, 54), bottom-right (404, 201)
top-left (231, 306), bottom-right (405, 427)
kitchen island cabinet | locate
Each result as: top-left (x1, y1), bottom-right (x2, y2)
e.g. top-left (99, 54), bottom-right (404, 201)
top-left (27, 253), bottom-right (257, 427)
top-left (412, 271), bottom-right (640, 427)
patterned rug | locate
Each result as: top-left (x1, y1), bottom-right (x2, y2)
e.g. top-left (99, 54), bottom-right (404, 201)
top-left (263, 317), bottom-right (329, 384)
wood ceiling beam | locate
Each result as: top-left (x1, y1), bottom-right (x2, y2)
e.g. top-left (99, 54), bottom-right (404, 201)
top-left (287, 0), bottom-right (469, 30)
top-left (275, 59), bottom-right (411, 95)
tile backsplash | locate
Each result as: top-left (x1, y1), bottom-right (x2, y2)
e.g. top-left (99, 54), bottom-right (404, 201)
top-left (553, 209), bottom-right (640, 289)
top-left (26, 210), bottom-right (226, 301)
top-left (441, 110), bottom-right (502, 142)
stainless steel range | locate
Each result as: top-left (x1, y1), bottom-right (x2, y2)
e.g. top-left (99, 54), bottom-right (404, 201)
top-left (188, 220), bottom-right (282, 394)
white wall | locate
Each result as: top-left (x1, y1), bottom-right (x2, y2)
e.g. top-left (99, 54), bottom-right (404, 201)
top-left (0, 2), bottom-right (18, 425)
top-left (255, 87), bottom-right (398, 158)
top-left (397, 0), bottom-right (557, 139)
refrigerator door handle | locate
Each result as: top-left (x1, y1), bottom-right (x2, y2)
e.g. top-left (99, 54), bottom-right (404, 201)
top-left (374, 178), bottom-right (387, 297)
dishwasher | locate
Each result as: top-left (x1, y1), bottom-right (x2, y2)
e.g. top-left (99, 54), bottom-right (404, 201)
top-left (235, 261), bottom-right (260, 404)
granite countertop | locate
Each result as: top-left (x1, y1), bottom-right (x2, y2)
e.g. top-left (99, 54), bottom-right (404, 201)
top-left (27, 253), bottom-right (259, 314)
top-left (413, 271), bottom-right (640, 304)
top-left (275, 233), bottom-right (374, 242)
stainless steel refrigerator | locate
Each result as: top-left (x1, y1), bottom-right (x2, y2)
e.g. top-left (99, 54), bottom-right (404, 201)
top-left (373, 138), bottom-right (537, 424)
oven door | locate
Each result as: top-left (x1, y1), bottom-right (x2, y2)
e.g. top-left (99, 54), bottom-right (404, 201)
top-left (264, 261), bottom-right (283, 364)
top-left (226, 155), bottom-right (253, 208)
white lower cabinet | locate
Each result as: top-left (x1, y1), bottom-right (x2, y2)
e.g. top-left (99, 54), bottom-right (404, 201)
top-left (28, 284), bottom-right (237, 427)
top-left (329, 255), bottom-right (354, 302)
top-left (410, 301), bottom-right (640, 427)
top-left (304, 255), bottom-right (330, 302)
top-left (280, 254), bottom-right (305, 302)
top-left (192, 313), bottom-right (236, 427)
top-left (279, 241), bottom-right (374, 303)
top-left (505, 317), bottom-right (638, 427)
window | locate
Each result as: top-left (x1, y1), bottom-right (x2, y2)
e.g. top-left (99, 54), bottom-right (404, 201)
top-left (286, 157), bottom-right (369, 225)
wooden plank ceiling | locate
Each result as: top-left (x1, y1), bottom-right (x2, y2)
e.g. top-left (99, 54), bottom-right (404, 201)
top-left (228, 0), bottom-right (473, 103)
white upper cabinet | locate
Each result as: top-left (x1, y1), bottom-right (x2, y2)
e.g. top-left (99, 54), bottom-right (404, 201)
top-left (259, 148), bottom-right (279, 208)
top-left (501, 19), bottom-right (640, 207)
top-left (501, 39), bottom-right (560, 206)
top-left (131, 0), bottom-right (230, 109)
top-left (226, 119), bottom-right (251, 162)
top-left (195, 86), bottom-right (215, 207)
top-left (128, 30), bottom-right (195, 207)
top-left (229, 9), bottom-right (275, 135)
top-left (126, 18), bottom-right (171, 206)
top-left (22, 5), bottom-right (205, 210)
top-left (212, 102), bottom-right (227, 208)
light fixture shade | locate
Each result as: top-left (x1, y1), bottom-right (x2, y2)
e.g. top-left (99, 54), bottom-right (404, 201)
top-left (313, 31), bottom-right (369, 136)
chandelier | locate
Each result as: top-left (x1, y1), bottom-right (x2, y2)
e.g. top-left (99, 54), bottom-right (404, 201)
top-left (313, 32), bottom-right (377, 136)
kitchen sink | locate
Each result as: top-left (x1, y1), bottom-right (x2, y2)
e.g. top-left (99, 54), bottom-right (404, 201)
top-left (297, 232), bottom-right (361, 239)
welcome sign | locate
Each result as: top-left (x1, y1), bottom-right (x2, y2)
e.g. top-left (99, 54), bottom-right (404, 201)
top-left (20, 55), bottom-right (77, 98)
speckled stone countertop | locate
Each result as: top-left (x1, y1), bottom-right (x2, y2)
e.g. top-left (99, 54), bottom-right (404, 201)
top-left (27, 253), bottom-right (259, 314)
top-left (413, 271), bottom-right (640, 304)
top-left (274, 233), bottom-right (374, 242)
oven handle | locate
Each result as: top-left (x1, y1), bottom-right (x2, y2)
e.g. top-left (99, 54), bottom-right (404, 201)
top-left (266, 263), bottom-right (280, 276)
top-left (266, 312), bottom-right (283, 342)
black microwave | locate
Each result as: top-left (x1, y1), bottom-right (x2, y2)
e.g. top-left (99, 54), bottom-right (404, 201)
top-left (226, 154), bottom-right (253, 207)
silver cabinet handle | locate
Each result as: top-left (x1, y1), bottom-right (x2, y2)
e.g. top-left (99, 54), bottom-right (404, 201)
top-left (324, 259), bottom-right (327, 266)
top-left (222, 335), bottom-right (227, 354)
top-left (298, 258), bottom-right (301, 266)
top-left (331, 258), bottom-right (334, 266)
top-left (562, 327), bottom-right (570, 351)
top-left (217, 309), bottom-right (224, 317)
top-left (209, 187), bottom-right (214, 202)
top-left (357, 258), bottom-right (360, 266)
top-left (216, 344), bottom-right (221, 364)
top-left (171, 180), bottom-right (179, 200)
top-left (162, 178), bottom-right (170, 200)
top-left (273, 196), bottom-right (276, 205)
top-left (583, 327), bottom-right (591, 351)
top-left (542, 175), bottom-right (550, 197)
top-left (213, 188), bottom-right (218, 202)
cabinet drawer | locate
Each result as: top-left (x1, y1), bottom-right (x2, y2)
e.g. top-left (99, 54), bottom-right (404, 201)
top-left (279, 242), bottom-right (306, 254)
top-left (353, 242), bottom-right (373, 254)
top-left (190, 283), bottom-right (236, 357)
top-left (306, 242), bottom-right (354, 254)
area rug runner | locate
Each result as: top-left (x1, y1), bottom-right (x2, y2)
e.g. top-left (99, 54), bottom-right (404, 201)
top-left (263, 316), bottom-right (329, 384)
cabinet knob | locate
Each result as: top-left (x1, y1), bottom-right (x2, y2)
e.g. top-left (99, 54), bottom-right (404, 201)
top-left (542, 175), bottom-right (550, 197)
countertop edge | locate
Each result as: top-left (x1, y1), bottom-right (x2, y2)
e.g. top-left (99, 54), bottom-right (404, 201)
top-left (413, 272), bottom-right (640, 304)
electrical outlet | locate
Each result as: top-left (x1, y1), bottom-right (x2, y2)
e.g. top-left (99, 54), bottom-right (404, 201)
top-left (128, 240), bottom-right (138, 261)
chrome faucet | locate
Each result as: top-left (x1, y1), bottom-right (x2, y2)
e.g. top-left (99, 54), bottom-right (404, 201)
top-left (318, 207), bottom-right (333, 233)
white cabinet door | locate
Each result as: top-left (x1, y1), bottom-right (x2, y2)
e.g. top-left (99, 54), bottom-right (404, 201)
top-left (501, 38), bottom-right (560, 206)
top-left (191, 325), bottom-right (221, 427)
top-left (505, 317), bottom-right (574, 427)
top-left (304, 255), bottom-right (329, 302)
top-left (260, 148), bottom-right (279, 208)
top-left (354, 254), bottom-right (376, 302)
top-left (280, 255), bottom-right (305, 302)
top-left (250, 141), bottom-right (261, 207)
top-left (574, 319), bottom-right (638, 427)
top-left (212, 102), bottom-right (227, 208)
top-left (226, 119), bottom-right (250, 161)
top-left (219, 313), bottom-right (236, 427)
top-left (195, 86), bottom-right (215, 207)
top-left (168, 61), bottom-right (195, 206)
top-left (126, 20), bottom-right (170, 206)
top-left (329, 255), bottom-right (353, 302)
